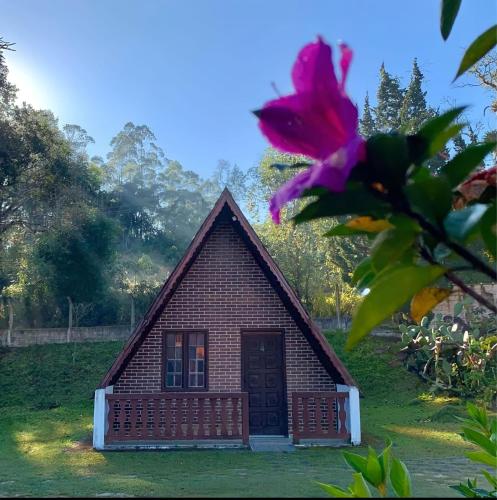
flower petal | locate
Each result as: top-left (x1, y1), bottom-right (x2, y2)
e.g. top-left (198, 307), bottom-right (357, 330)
top-left (268, 135), bottom-right (365, 223)
top-left (258, 93), bottom-right (342, 158)
top-left (258, 91), bottom-right (359, 160)
top-left (338, 43), bottom-right (353, 90)
top-left (269, 168), bottom-right (314, 224)
top-left (307, 135), bottom-right (365, 192)
top-left (291, 36), bottom-right (338, 96)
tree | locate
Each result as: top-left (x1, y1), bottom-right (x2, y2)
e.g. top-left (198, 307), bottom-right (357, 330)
top-left (0, 37), bottom-right (17, 115)
top-left (34, 210), bottom-right (117, 305)
top-left (374, 63), bottom-right (404, 131)
top-left (156, 160), bottom-right (211, 253)
top-left (209, 159), bottom-right (248, 206)
top-left (247, 149), bottom-right (368, 315)
top-left (359, 93), bottom-right (376, 137)
top-left (105, 122), bottom-right (166, 188)
top-left (468, 50), bottom-right (497, 114)
top-left (0, 105), bottom-right (97, 236)
top-left (466, 50), bottom-right (497, 162)
top-left (63, 124), bottom-right (95, 155)
top-left (399, 59), bottom-right (434, 133)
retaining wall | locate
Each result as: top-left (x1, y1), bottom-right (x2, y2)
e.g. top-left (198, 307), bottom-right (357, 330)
top-left (0, 325), bottom-right (132, 347)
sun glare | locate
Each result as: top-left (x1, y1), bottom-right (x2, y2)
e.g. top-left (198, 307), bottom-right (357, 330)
top-left (6, 55), bottom-right (53, 110)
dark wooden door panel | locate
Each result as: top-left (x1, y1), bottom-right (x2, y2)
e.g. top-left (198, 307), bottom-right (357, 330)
top-left (242, 333), bottom-right (287, 435)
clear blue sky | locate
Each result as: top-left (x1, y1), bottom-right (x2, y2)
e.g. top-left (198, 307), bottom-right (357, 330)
top-left (2, 0), bottom-right (496, 178)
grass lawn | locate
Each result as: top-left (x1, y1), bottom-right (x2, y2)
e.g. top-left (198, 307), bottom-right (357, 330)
top-left (0, 333), bottom-right (481, 497)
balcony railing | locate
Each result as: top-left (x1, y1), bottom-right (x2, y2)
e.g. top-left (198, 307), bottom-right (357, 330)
top-left (106, 392), bottom-right (249, 444)
top-left (291, 391), bottom-right (349, 443)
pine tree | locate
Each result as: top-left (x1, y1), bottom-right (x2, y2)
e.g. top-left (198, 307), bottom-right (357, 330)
top-left (375, 63), bottom-right (404, 132)
top-left (399, 59), bottom-right (433, 133)
top-left (359, 93), bottom-right (376, 137)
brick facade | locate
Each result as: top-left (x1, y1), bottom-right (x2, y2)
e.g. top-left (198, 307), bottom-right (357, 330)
top-left (113, 217), bottom-right (338, 433)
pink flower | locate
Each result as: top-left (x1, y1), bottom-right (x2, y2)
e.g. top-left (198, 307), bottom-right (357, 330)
top-left (256, 37), bottom-right (365, 223)
top-left (454, 165), bottom-right (497, 208)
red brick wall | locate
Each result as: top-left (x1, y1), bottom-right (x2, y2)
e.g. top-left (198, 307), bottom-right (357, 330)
top-left (113, 217), bottom-right (338, 432)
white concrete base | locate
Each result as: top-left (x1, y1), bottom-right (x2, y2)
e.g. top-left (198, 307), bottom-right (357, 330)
top-left (93, 386), bottom-right (112, 450)
top-left (337, 384), bottom-right (361, 445)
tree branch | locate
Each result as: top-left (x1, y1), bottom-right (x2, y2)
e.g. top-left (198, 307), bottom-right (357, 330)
top-left (420, 247), bottom-right (497, 314)
top-left (445, 270), bottom-right (497, 314)
top-left (406, 208), bottom-right (497, 281)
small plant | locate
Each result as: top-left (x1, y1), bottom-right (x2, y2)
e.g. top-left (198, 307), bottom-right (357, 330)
top-left (319, 403), bottom-right (496, 498)
top-left (399, 300), bottom-right (497, 404)
top-left (317, 440), bottom-right (412, 498)
top-left (451, 403), bottom-right (497, 497)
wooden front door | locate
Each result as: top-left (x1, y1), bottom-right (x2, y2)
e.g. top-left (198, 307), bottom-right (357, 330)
top-left (242, 332), bottom-right (287, 435)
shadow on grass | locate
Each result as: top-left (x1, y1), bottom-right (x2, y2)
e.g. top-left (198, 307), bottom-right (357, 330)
top-left (0, 400), bottom-right (478, 498)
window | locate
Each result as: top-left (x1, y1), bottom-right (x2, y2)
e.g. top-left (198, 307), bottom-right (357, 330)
top-left (164, 331), bottom-right (207, 390)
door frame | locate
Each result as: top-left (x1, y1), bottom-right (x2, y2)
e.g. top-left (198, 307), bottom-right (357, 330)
top-left (240, 328), bottom-right (289, 436)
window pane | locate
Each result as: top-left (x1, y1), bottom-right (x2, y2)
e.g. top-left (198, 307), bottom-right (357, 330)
top-left (166, 334), bottom-right (183, 388)
top-left (187, 333), bottom-right (206, 388)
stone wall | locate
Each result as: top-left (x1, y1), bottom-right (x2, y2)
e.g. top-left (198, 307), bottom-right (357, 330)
top-left (0, 324), bottom-right (132, 347)
top-left (432, 283), bottom-right (497, 318)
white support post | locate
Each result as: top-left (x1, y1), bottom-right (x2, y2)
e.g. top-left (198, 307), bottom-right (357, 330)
top-left (348, 386), bottom-right (361, 445)
top-left (337, 384), bottom-right (361, 446)
top-left (93, 388), bottom-right (107, 450)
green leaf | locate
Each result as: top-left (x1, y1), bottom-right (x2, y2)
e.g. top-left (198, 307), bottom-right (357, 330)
top-left (316, 482), bottom-right (354, 498)
top-left (352, 258), bottom-right (373, 285)
top-left (390, 457), bottom-right (412, 498)
top-left (480, 202), bottom-right (497, 258)
top-left (405, 176), bottom-right (453, 224)
top-left (294, 184), bottom-right (389, 224)
top-left (434, 243), bottom-right (452, 260)
top-left (356, 271), bottom-right (376, 291)
top-left (454, 302), bottom-right (463, 317)
top-left (482, 470), bottom-right (497, 489)
top-left (270, 162), bottom-right (311, 171)
top-left (346, 264), bottom-right (446, 349)
top-left (366, 134), bottom-right (411, 188)
top-left (455, 25), bottom-right (497, 80)
top-left (462, 427), bottom-right (497, 456)
top-left (466, 450), bottom-right (497, 467)
top-left (466, 403), bottom-right (488, 429)
top-left (370, 227), bottom-right (418, 272)
top-left (450, 483), bottom-right (479, 497)
top-left (350, 473), bottom-right (372, 498)
top-left (418, 107), bottom-right (466, 143)
top-left (365, 447), bottom-right (383, 487)
top-left (441, 142), bottom-right (497, 187)
top-left (343, 451), bottom-right (369, 477)
top-left (378, 440), bottom-right (392, 482)
top-left (324, 224), bottom-right (368, 237)
top-left (444, 204), bottom-right (488, 241)
top-left (429, 123), bottom-right (465, 156)
top-left (441, 0), bottom-right (462, 40)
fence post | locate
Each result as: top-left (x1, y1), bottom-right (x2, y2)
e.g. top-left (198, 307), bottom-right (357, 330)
top-left (7, 298), bottom-right (13, 347)
top-left (66, 296), bottom-right (73, 343)
top-left (335, 283), bottom-right (342, 330)
top-left (130, 297), bottom-right (135, 333)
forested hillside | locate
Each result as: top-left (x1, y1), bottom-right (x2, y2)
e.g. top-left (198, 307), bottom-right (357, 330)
top-left (1, 37), bottom-right (494, 330)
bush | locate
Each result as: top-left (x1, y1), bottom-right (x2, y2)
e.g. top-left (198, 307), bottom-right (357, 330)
top-left (399, 300), bottom-right (497, 405)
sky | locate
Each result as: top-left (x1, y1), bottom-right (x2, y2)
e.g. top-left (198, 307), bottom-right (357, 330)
top-left (2, 0), bottom-right (496, 179)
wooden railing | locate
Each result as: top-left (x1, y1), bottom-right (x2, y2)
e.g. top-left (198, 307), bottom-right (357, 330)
top-left (106, 392), bottom-right (249, 444)
top-left (291, 392), bottom-right (349, 443)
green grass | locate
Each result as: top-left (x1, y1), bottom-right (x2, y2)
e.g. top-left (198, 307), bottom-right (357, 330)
top-left (0, 334), bottom-right (478, 497)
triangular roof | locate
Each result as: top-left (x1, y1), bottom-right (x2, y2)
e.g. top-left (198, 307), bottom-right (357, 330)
top-left (99, 188), bottom-right (356, 388)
